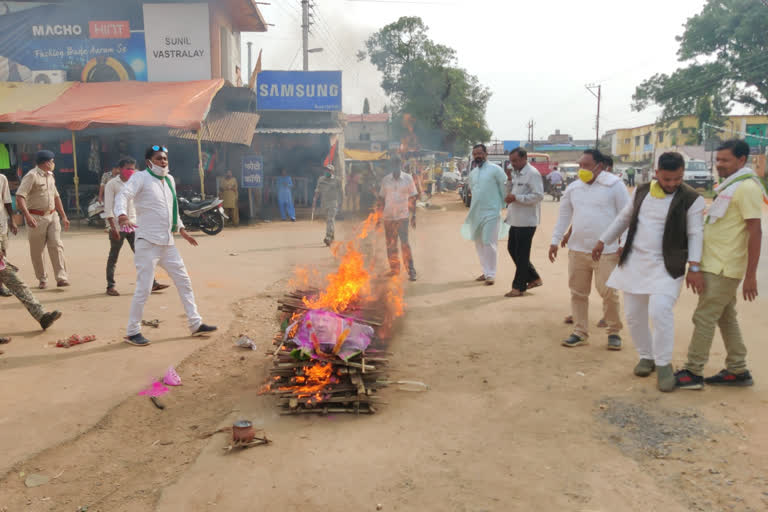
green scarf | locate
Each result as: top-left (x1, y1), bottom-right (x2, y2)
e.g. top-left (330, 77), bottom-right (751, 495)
top-left (146, 168), bottom-right (179, 233)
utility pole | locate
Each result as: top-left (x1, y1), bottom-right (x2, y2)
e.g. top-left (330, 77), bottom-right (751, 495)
top-left (301, 0), bottom-right (310, 71)
top-left (527, 120), bottom-right (535, 151)
top-left (585, 83), bottom-right (601, 148)
top-left (247, 42), bottom-right (253, 78)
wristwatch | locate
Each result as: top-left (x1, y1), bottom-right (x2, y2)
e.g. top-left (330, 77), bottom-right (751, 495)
top-left (689, 264), bottom-right (701, 272)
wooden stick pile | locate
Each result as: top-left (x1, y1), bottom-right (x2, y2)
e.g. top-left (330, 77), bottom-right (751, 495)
top-left (264, 290), bottom-right (390, 416)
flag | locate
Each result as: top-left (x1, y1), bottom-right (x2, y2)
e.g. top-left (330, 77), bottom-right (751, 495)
top-left (248, 49), bottom-right (262, 90)
top-left (324, 137), bottom-right (338, 167)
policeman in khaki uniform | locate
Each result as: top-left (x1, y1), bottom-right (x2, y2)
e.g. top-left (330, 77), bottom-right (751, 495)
top-left (15, 150), bottom-right (71, 289)
top-left (313, 164), bottom-right (343, 246)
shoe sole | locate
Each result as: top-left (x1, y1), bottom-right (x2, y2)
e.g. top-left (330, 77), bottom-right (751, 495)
top-left (634, 371), bottom-right (654, 377)
top-left (607, 345), bottom-right (622, 351)
top-left (677, 383), bottom-right (704, 390)
top-left (193, 330), bottom-right (218, 336)
top-left (562, 341), bottom-right (587, 348)
top-left (124, 337), bottom-right (151, 347)
top-left (704, 380), bottom-right (754, 387)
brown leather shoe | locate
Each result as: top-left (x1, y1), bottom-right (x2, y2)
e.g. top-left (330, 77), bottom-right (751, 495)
top-left (504, 288), bottom-right (525, 297)
top-left (107, 288), bottom-right (120, 296)
top-left (485, 278), bottom-right (495, 286)
top-left (56, 280), bottom-right (70, 287)
top-left (152, 283), bottom-right (170, 292)
top-left (564, 315), bottom-right (574, 324)
top-left (528, 279), bottom-right (544, 289)
top-left (475, 275), bottom-right (486, 282)
top-left (39, 281), bottom-right (47, 290)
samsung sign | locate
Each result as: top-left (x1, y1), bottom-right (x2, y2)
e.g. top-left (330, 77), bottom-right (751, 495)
top-left (257, 70), bottom-right (342, 111)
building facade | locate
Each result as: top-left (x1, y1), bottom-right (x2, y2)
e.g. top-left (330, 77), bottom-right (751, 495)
top-left (605, 115), bottom-right (768, 163)
top-left (343, 113), bottom-right (391, 151)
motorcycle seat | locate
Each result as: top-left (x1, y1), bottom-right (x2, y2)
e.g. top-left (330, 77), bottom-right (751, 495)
top-left (184, 200), bottom-right (212, 210)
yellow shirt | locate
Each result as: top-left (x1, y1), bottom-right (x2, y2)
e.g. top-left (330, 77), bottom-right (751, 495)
top-left (702, 179), bottom-right (763, 279)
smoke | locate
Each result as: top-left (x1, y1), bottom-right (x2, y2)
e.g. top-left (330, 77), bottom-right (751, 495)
top-left (241, 1), bottom-right (388, 115)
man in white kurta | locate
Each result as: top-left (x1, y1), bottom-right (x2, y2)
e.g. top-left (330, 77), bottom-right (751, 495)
top-left (550, 149), bottom-right (630, 349)
top-left (462, 144), bottom-right (507, 285)
top-left (594, 152), bottom-right (705, 392)
top-left (115, 148), bottom-right (216, 347)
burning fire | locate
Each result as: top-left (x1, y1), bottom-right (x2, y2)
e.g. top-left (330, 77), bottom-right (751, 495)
top-left (278, 361), bottom-right (337, 401)
top-left (303, 242), bottom-right (371, 313)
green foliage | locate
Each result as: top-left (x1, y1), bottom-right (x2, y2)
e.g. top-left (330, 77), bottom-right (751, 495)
top-left (363, 98), bottom-right (371, 114)
top-left (632, 0), bottom-right (768, 132)
top-left (359, 16), bottom-right (492, 153)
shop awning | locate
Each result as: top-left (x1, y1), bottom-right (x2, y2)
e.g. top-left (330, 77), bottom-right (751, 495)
top-left (254, 126), bottom-right (343, 135)
top-left (169, 111), bottom-right (261, 146)
top-left (0, 79), bottom-right (226, 131)
top-left (344, 148), bottom-right (388, 161)
top-left (0, 82), bottom-right (74, 115)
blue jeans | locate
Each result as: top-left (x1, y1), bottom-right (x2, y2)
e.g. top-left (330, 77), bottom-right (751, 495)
top-left (384, 219), bottom-right (415, 276)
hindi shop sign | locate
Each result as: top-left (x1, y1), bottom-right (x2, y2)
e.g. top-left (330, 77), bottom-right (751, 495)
top-left (242, 156), bottom-right (264, 189)
top-left (142, 3), bottom-right (211, 82)
top-left (257, 71), bottom-right (342, 111)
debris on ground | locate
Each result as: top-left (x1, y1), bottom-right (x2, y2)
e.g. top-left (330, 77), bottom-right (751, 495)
top-left (139, 381), bottom-right (170, 398)
top-left (141, 319), bottom-right (161, 328)
top-left (24, 473), bottom-right (50, 488)
top-left (163, 366), bottom-right (182, 386)
top-left (234, 335), bottom-right (258, 351)
top-left (596, 398), bottom-right (715, 458)
top-left (54, 334), bottom-right (96, 348)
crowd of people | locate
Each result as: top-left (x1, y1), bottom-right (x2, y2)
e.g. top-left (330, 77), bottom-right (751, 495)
top-left (463, 140), bottom-right (763, 392)
top-left (0, 147), bottom-right (217, 349)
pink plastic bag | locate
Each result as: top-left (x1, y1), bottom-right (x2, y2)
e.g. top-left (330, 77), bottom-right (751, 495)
top-left (292, 309), bottom-right (374, 361)
top-left (163, 366), bottom-right (182, 386)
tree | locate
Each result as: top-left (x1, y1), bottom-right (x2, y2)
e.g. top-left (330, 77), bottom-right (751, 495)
top-left (363, 97), bottom-right (370, 114)
top-left (359, 16), bottom-right (492, 153)
top-left (632, 0), bottom-right (768, 135)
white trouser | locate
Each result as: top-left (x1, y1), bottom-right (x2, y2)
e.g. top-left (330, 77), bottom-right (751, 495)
top-left (623, 292), bottom-right (677, 366)
top-left (127, 238), bottom-right (202, 336)
top-left (474, 238), bottom-right (498, 279)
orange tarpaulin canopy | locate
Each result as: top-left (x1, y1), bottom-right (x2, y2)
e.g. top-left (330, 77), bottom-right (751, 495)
top-left (0, 79), bottom-right (226, 131)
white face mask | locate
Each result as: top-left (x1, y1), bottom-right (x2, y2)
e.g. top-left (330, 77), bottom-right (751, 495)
top-left (149, 162), bottom-right (169, 177)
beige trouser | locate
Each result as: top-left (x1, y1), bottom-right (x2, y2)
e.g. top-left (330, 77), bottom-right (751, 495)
top-left (684, 272), bottom-right (747, 376)
top-left (28, 213), bottom-right (68, 284)
top-left (568, 250), bottom-right (622, 338)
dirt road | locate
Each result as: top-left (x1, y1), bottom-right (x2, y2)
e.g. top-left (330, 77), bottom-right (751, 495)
top-left (2, 194), bottom-right (768, 511)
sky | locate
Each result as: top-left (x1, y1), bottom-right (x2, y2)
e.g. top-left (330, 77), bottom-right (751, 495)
top-left (242, 0), bottom-right (710, 142)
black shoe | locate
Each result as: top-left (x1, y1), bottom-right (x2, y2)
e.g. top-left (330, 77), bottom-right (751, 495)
top-left (408, 273), bottom-right (418, 282)
top-left (704, 369), bottom-right (754, 387)
top-left (124, 333), bottom-right (151, 346)
top-left (39, 310), bottom-right (62, 330)
top-left (323, 238), bottom-right (331, 247)
top-left (193, 323), bottom-right (218, 336)
top-left (675, 369), bottom-right (704, 390)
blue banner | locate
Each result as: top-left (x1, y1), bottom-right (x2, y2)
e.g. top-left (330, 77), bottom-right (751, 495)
top-left (242, 155), bottom-right (264, 189)
top-left (257, 71), bottom-right (342, 111)
top-left (0, 2), bottom-right (147, 82)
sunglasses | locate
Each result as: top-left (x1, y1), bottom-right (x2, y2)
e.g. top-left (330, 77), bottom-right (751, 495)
top-left (151, 145), bottom-right (168, 153)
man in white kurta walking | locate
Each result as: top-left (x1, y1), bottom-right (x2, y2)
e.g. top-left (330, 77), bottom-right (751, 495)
top-left (550, 149), bottom-right (629, 349)
top-left (115, 146), bottom-right (217, 347)
top-left (593, 152), bottom-right (705, 391)
top-left (462, 144), bottom-right (507, 286)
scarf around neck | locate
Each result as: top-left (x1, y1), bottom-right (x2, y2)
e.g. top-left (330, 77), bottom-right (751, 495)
top-left (145, 168), bottom-right (178, 233)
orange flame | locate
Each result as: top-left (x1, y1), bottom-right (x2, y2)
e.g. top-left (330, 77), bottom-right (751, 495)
top-left (278, 362), bottom-right (335, 400)
top-left (303, 242), bottom-right (371, 313)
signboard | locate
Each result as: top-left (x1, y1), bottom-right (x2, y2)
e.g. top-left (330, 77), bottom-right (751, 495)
top-left (257, 71), bottom-right (342, 111)
top-left (242, 155), bottom-right (264, 189)
top-left (0, 3), bottom-right (147, 82)
top-left (143, 3), bottom-right (211, 82)
top-left (746, 124), bottom-right (768, 148)
top-left (503, 140), bottom-right (521, 152)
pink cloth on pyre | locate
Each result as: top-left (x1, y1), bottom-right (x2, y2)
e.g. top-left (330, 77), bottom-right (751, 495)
top-left (291, 310), bottom-right (374, 361)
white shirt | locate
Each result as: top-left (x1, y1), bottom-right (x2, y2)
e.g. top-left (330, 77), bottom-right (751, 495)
top-left (551, 171), bottom-right (630, 254)
top-left (379, 172), bottom-right (417, 221)
top-left (104, 176), bottom-right (136, 224)
top-left (505, 163), bottom-right (543, 227)
top-left (114, 170), bottom-right (184, 246)
top-left (601, 190), bottom-right (705, 298)
top-left (0, 173), bottom-right (10, 230)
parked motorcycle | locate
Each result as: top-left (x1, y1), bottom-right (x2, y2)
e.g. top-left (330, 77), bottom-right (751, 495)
top-left (87, 196), bottom-right (106, 227)
top-left (550, 182), bottom-right (563, 202)
top-left (178, 195), bottom-right (227, 235)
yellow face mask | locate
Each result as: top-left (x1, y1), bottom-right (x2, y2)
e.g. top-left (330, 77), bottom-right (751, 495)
top-left (649, 180), bottom-right (666, 199)
top-left (578, 168), bottom-right (594, 183)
